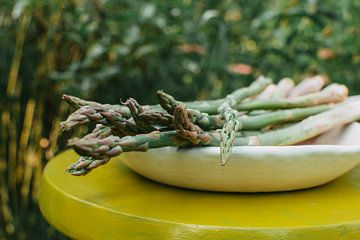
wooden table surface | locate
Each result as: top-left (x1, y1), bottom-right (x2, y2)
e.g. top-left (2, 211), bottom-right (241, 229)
top-left (39, 150), bottom-right (360, 240)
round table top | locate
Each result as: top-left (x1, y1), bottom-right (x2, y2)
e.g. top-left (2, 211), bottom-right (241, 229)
top-left (39, 150), bottom-right (360, 240)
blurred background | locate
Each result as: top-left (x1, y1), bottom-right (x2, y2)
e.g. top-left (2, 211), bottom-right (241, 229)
top-left (0, 0), bottom-right (360, 238)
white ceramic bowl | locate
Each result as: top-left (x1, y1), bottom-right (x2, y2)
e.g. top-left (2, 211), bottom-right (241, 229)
top-left (121, 122), bottom-right (360, 192)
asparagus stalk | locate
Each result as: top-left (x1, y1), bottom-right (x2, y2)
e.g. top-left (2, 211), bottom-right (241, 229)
top-left (255, 84), bottom-right (277, 100)
top-left (271, 78), bottom-right (295, 98)
top-left (218, 76), bottom-right (272, 164)
top-left (288, 75), bottom-right (326, 98)
top-left (237, 83), bottom-right (348, 110)
top-left (245, 96), bottom-right (360, 146)
top-left (62, 94), bottom-right (101, 109)
top-left (247, 78), bottom-right (294, 116)
top-left (201, 104), bottom-right (331, 130)
top-left (67, 96), bottom-right (360, 176)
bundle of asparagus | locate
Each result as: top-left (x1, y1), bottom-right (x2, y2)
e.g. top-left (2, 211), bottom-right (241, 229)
top-left (61, 75), bottom-right (359, 176)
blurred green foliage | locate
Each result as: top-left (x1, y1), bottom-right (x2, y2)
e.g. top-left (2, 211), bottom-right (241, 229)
top-left (0, 0), bottom-right (359, 238)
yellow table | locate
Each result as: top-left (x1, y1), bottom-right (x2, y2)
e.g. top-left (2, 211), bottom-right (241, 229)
top-left (39, 150), bottom-right (360, 240)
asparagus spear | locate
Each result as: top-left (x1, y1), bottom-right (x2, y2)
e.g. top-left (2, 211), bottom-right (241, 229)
top-left (62, 94), bottom-right (101, 109)
top-left (138, 111), bottom-right (174, 129)
top-left (169, 105), bottom-right (330, 130)
top-left (271, 78), bottom-right (295, 98)
top-left (255, 84), bottom-right (277, 100)
top-left (157, 90), bottom-right (223, 130)
top-left (173, 104), bottom-right (211, 145)
top-left (60, 105), bottom-right (139, 135)
top-left (245, 96), bottom-right (360, 146)
top-left (62, 94), bottom-right (131, 116)
top-left (83, 124), bottom-right (113, 139)
top-left (218, 76), bottom-right (272, 164)
top-left (67, 125), bottom-right (114, 176)
top-left (67, 124), bottom-right (119, 176)
top-left (67, 156), bottom-right (110, 176)
top-left (157, 90), bottom-right (178, 115)
top-left (246, 78), bottom-right (294, 116)
top-left (205, 105), bottom-right (331, 130)
top-left (288, 75), bottom-right (326, 98)
top-left (123, 98), bottom-right (156, 132)
top-left (237, 83), bottom-right (348, 110)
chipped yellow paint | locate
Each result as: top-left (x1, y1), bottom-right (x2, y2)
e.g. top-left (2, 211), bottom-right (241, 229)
top-left (39, 150), bottom-right (360, 240)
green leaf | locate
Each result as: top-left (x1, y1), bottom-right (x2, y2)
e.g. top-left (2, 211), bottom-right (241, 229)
top-left (140, 3), bottom-right (156, 21)
top-left (124, 25), bottom-right (141, 46)
top-left (133, 44), bottom-right (157, 59)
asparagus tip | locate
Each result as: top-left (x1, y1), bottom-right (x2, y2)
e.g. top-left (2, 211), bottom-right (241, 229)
top-left (67, 137), bottom-right (80, 146)
top-left (157, 90), bottom-right (177, 113)
top-left (66, 156), bottom-right (110, 176)
top-left (62, 94), bottom-right (78, 106)
top-left (60, 121), bottom-right (70, 132)
top-left (65, 167), bottom-right (89, 176)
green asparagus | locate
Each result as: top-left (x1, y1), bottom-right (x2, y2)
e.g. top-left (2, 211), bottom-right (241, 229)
top-left (218, 76), bottom-right (272, 164)
top-left (237, 83), bottom-right (348, 110)
top-left (271, 78), bottom-right (295, 98)
top-left (67, 96), bottom-right (360, 175)
top-left (288, 75), bottom-right (326, 98)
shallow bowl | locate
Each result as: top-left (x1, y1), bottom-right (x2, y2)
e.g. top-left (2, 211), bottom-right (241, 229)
top-left (121, 122), bottom-right (360, 192)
